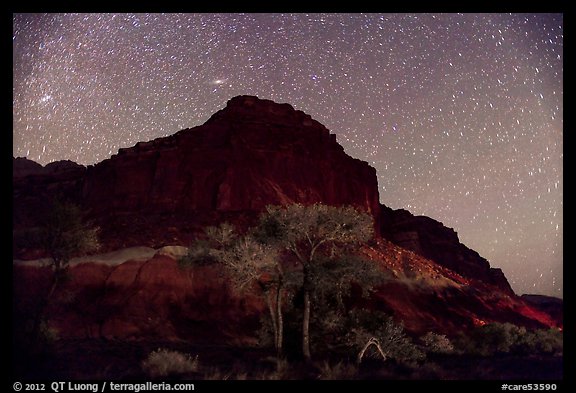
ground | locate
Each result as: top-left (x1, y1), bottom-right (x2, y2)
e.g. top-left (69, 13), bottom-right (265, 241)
top-left (13, 338), bottom-right (563, 380)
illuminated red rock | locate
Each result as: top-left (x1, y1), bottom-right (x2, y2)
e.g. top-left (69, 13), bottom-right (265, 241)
top-left (13, 242), bottom-right (559, 342)
top-left (84, 95), bottom-right (379, 219)
top-left (14, 96), bottom-right (381, 251)
top-left (13, 250), bottom-right (264, 342)
top-left (14, 95), bottom-right (561, 342)
top-left (521, 294), bottom-right (563, 326)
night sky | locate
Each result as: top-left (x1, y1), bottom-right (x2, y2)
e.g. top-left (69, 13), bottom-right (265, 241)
top-left (12, 13), bottom-right (562, 298)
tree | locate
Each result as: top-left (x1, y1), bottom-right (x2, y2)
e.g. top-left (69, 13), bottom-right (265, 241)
top-left (180, 223), bottom-right (289, 357)
top-left (256, 203), bottom-right (376, 360)
top-left (41, 200), bottom-right (100, 272)
top-left (33, 199), bottom-right (100, 341)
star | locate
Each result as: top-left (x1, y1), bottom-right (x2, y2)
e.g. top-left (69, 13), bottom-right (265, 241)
top-left (12, 13), bottom-right (563, 297)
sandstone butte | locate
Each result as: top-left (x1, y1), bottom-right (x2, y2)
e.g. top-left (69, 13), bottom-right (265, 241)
top-left (12, 95), bottom-right (561, 341)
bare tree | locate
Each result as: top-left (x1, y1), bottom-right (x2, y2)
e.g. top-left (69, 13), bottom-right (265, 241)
top-left (180, 223), bottom-right (287, 357)
top-left (181, 204), bottom-right (383, 362)
top-left (256, 203), bottom-right (375, 361)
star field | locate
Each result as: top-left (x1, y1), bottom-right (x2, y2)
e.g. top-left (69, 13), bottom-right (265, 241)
top-left (12, 13), bottom-right (562, 297)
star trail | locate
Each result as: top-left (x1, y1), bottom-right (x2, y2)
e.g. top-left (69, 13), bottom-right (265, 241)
top-left (12, 13), bottom-right (563, 297)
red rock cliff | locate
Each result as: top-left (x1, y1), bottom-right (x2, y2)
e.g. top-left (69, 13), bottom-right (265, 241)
top-left (13, 96), bottom-right (512, 295)
top-left (13, 95), bottom-right (562, 342)
top-left (78, 95), bottom-right (381, 247)
top-left (380, 205), bottom-right (514, 295)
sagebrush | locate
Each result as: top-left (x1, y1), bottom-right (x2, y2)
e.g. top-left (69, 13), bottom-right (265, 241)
top-left (142, 348), bottom-right (199, 378)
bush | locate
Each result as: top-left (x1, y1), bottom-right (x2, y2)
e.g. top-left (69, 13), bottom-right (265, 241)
top-left (453, 323), bottom-right (563, 357)
top-left (481, 323), bottom-right (524, 354)
top-left (421, 332), bottom-right (454, 354)
top-left (453, 323), bottom-right (524, 356)
top-left (338, 309), bottom-right (425, 364)
top-left (202, 367), bottom-right (246, 380)
top-left (142, 348), bottom-right (199, 378)
top-left (38, 320), bottom-right (59, 344)
top-left (516, 328), bottom-right (563, 355)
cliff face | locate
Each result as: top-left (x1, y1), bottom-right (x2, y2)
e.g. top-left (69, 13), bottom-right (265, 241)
top-left (14, 96), bottom-right (381, 251)
top-left (13, 95), bottom-right (562, 342)
top-left (14, 95), bottom-right (514, 297)
top-left (85, 95), bottom-right (380, 215)
top-left (380, 206), bottom-right (514, 294)
top-left (521, 295), bottom-right (563, 326)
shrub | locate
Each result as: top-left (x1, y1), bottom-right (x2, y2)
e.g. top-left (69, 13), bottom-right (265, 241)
top-left (456, 322), bottom-right (525, 356)
top-left (515, 328), bottom-right (563, 355)
top-left (142, 348), bottom-right (199, 378)
top-left (38, 320), bottom-right (59, 344)
top-left (340, 309), bottom-right (425, 364)
top-left (421, 332), bottom-right (454, 354)
top-left (453, 323), bottom-right (563, 357)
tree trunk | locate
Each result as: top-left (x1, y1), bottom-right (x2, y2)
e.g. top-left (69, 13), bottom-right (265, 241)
top-left (265, 290), bottom-right (279, 354)
top-left (302, 288), bottom-right (311, 361)
top-left (276, 284), bottom-right (284, 357)
top-left (357, 337), bottom-right (387, 364)
top-left (32, 267), bottom-right (61, 344)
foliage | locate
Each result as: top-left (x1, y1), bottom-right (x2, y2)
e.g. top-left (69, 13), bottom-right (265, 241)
top-left (421, 332), bottom-right (454, 354)
top-left (37, 320), bottom-right (59, 344)
top-left (314, 308), bottom-right (424, 364)
top-left (26, 199), bottom-right (100, 347)
top-left (180, 223), bottom-right (281, 291)
top-left (180, 222), bottom-right (288, 357)
top-left (14, 199), bottom-right (99, 263)
top-left (348, 310), bottom-right (425, 364)
top-left (142, 348), bottom-right (199, 378)
top-left (518, 328), bottom-right (563, 355)
top-left (255, 358), bottom-right (291, 380)
top-left (255, 316), bottom-right (276, 349)
top-left (454, 323), bottom-right (563, 356)
top-left (215, 232), bottom-right (280, 292)
top-left (255, 203), bottom-right (374, 256)
top-left (178, 238), bottom-right (218, 268)
top-left (40, 199), bottom-right (100, 270)
top-left (453, 323), bottom-right (523, 356)
top-left (309, 254), bottom-right (387, 308)
top-left (180, 203), bottom-right (384, 361)
top-left (480, 322), bottom-right (525, 354)
top-left (256, 203), bottom-right (377, 360)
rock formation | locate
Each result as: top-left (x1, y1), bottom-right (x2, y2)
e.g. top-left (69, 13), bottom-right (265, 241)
top-left (14, 95), bottom-right (381, 252)
top-left (521, 294), bottom-right (563, 326)
top-left (13, 95), bottom-right (561, 342)
top-left (380, 205), bottom-right (514, 294)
